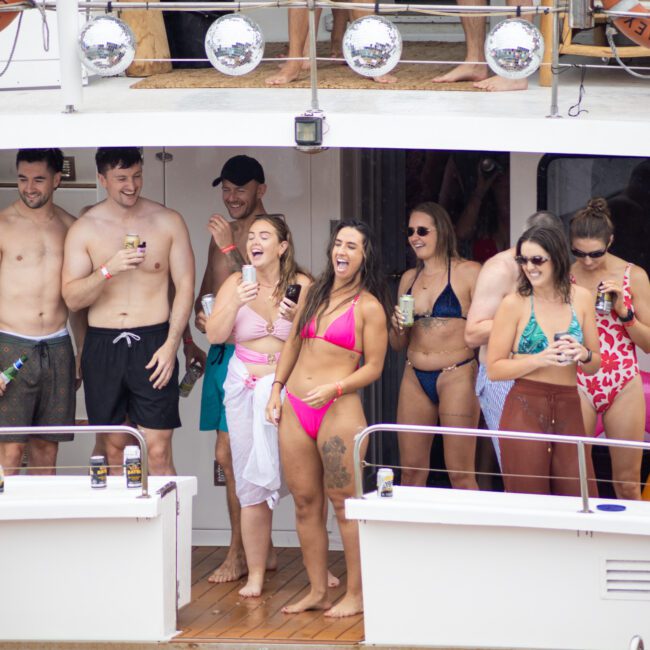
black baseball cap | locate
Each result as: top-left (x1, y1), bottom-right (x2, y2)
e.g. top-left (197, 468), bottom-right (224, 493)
top-left (212, 155), bottom-right (265, 187)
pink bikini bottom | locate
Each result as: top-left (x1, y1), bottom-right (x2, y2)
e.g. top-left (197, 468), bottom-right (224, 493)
top-left (285, 390), bottom-right (334, 440)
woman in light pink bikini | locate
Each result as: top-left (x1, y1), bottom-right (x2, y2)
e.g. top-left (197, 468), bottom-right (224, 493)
top-left (570, 198), bottom-right (650, 500)
top-left (207, 215), bottom-right (311, 598)
top-left (266, 220), bottom-right (391, 618)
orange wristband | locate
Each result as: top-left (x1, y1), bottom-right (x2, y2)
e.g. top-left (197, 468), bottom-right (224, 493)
top-left (335, 381), bottom-right (343, 398)
top-left (100, 265), bottom-right (112, 280)
top-left (220, 244), bottom-right (236, 254)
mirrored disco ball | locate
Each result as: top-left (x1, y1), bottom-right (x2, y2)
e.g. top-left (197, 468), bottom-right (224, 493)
top-left (342, 15), bottom-right (402, 78)
top-left (204, 14), bottom-right (264, 76)
top-left (485, 18), bottom-right (544, 80)
top-left (78, 16), bottom-right (136, 76)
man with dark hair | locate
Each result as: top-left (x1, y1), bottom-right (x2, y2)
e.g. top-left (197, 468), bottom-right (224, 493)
top-left (0, 148), bottom-right (85, 474)
top-left (195, 154), bottom-right (272, 583)
top-left (62, 147), bottom-right (195, 475)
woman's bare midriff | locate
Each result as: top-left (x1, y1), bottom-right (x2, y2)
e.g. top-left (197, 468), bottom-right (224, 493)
top-left (407, 317), bottom-right (472, 371)
top-left (510, 353), bottom-right (579, 386)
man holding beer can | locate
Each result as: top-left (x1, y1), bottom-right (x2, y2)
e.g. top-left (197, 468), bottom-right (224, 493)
top-left (62, 147), bottom-right (195, 476)
top-left (194, 155), bottom-right (273, 584)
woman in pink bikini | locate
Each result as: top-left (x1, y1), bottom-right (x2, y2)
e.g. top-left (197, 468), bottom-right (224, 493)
top-left (570, 198), bottom-right (650, 500)
top-left (207, 214), bottom-right (311, 598)
top-left (266, 220), bottom-right (390, 618)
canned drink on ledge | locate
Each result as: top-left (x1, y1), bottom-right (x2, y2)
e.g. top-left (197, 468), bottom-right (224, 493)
top-left (399, 294), bottom-right (415, 327)
top-left (201, 293), bottom-right (215, 317)
top-left (124, 446), bottom-right (142, 489)
top-left (124, 233), bottom-right (140, 249)
top-left (90, 455), bottom-right (108, 489)
top-left (242, 265), bottom-right (256, 284)
top-left (377, 467), bottom-right (394, 498)
top-left (0, 464), bottom-right (4, 493)
top-left (595, 289), bottom-right (613, 315)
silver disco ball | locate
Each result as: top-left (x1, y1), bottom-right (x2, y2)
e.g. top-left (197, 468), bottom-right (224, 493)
top-left (342, 16), bottom-right (402, 78)
top-left (204, 14), bottom-right (264, 76)
top-left (485, 18), bottom-right (544, 80)
top-left (78, 16), bottom-right (136, 76)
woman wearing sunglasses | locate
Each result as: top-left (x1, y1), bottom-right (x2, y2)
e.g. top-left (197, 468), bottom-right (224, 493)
top-left (391, 202), bottom-right (481, 490)
top-left (570, 198), bottom-right (650, 500)
top-left (487, 223), bottom-right (600, 496)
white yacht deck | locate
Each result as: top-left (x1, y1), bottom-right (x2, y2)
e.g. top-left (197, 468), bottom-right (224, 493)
top-left (2, 66), bottom-right (649, 154)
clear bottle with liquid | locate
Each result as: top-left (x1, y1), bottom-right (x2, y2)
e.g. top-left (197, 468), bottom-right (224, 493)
top-left (0, 354), bottom-right (28, 385)
top-left (179, 361), bottom-right (204, 398)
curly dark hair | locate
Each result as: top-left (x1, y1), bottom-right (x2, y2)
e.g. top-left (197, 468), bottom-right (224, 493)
top-left (297, 220), bottom-right (392, 336)
top-left (516, 224), bottom-right (572, 303)
top-left (95, 147), bottom-right (143, 175)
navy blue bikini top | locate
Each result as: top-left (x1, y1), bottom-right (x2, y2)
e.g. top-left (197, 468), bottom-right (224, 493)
top-left (407, 259), bottom-right (465, 321)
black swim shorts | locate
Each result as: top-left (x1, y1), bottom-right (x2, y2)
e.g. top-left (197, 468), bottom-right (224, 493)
top-left (82, 322), bottom-right (181, 430)
top-left (0, 331), bottom-right (75, 442)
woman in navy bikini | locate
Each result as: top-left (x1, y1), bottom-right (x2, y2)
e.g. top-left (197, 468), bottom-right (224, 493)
top-left (266, 220), bottom-right (390, 618)
top-left (391, 202), bottom-right (481, 489)
top-left (487, 223), bottom-right (600, 496)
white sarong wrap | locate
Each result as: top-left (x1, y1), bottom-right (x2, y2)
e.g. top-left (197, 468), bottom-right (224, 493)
top-left (223, 354), bottom-right (284, 509)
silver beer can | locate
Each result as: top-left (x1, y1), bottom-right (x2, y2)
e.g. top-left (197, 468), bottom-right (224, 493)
top-left (90, 455), bottom-right (108, 489)
top-left (377, 467), bottom-right (394, 498)
top-left (595, 290), bottom-right (613, 315)
top-left (124, 446), bottom-right (142, 489)
top-left (201, 293), bottom-right (215, 317)
top-left (242, 265), bottom-right (256, 284)
top-left (399, 294), bottom-right (415, 327)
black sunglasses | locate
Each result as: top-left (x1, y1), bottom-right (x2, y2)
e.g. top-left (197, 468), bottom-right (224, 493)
top-left (515, 255), bottom-right (549, 267)
top-left (407, 227), bottom-right (432, 237)
top-left (571, 247), bottom-right (607, 259)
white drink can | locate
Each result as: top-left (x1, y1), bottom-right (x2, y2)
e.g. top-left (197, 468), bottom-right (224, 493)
top-left (201, 293), bottom-right (215, 317)
top-left (242, 265), bottom-right (256, 284)
top-left (124, 446), bottom-right (142, 488)
top-left (377, 467), bottom-right (394, 497)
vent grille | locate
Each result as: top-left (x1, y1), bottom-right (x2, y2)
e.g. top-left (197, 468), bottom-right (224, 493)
top-left (603, 559), bottom-right (650, 600)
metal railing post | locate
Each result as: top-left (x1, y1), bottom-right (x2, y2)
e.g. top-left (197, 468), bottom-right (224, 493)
top-left (577, 440), bottom-right (591, 513)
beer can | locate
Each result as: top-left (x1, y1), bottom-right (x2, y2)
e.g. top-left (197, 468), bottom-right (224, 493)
top-left (90, 455), bottom-right (108, 489)
top-left (124, 233), bottom-right (140, 249)
top-left (242, 265), bottom-right (256, 284)
top-left (0, 464), bottom-right (4, 493)
top-left (377, 467), bottom-right (394, 498)
top-left (399, 294), bottom-right (415, 327)
top-left (124, 446), bottom-right (142, 489)
top-left (201, 293), bottom-right (215, 317)
top-left (595, 290), bottom-right (613, 315)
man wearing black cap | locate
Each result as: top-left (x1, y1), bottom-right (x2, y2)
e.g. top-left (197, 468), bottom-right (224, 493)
top-left (195, 154), bottom-right (273, 584)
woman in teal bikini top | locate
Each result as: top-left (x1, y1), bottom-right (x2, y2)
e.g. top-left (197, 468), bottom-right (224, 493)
top-left (516, 295), bottom-right (583, 355)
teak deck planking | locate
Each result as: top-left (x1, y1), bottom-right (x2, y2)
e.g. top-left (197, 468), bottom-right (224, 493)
top-left (176, 547), bottom-right (364, 644)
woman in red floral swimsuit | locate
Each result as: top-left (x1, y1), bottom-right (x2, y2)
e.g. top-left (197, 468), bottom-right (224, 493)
top-left (570, 198), bottom-right (650, 500)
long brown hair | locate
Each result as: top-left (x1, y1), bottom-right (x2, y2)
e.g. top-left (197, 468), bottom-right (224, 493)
top-left (569, 197), bottom-right (614, 244)
top-left (249, 214), bottom-right (309, 302)
top-left (410, 202), bottom-right (459, 268)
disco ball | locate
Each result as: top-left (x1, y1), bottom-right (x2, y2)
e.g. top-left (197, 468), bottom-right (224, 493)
top-left (342, 16), bottom-right (402, 78)
top-left (78, 16), bottom-right (136, 76)
top-left (485, 18), bottom-right (544, 80)
top-left (204, 14), bottom-right (264, 76)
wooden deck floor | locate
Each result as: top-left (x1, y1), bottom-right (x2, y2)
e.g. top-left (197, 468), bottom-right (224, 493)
top-left (175, 546), bottom-right (364, 645)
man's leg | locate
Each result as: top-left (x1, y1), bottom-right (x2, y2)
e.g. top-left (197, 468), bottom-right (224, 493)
top-left (26, 439), bottom-right (58, 476)
top-left (208, 429), bottom-right (247, 583)
top-left (0, 442), bottom-right (26, 476)
top-left (474, 0), bottom-right (533, 90)
top-left (433, 0), bottom-right (489, 83)
top-left (140, 426), bottom-right (175, 476)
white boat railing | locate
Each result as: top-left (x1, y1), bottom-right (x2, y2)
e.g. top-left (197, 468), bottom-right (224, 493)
top-left (353, 424), bottom-right (650, 512)
top-left (0, 424), bottom-right (150, 497)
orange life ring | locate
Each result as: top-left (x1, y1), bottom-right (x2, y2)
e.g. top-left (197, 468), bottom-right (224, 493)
top-left (0, 0), bottom-right (21, 32)
top-left (601, 0), bottom-right (650, 48)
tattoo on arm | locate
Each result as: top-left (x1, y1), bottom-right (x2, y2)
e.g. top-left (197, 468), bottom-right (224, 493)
top-left (226, 249), bottom-right (246, 273)
top-left (321, 436), bottom-right (352, 489)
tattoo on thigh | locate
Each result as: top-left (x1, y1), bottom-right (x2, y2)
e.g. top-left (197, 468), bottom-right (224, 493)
top-left (322, 436), bottom-right (351, 489)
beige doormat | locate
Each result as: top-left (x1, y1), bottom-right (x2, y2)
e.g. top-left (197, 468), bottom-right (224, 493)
top-left (131, 41), bottom-right (483, 91)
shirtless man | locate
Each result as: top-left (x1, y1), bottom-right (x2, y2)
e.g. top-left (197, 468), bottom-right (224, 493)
top-left (0, 148), bottom-right (85, 475)
top-left (195, 155), bottom-right (271, 583)
top-left (62, 147), bottom-right (194, 476)
top-left (432, 0), bottom-right (534, 91)
top-left (465, 211), bottom-right (561, 441)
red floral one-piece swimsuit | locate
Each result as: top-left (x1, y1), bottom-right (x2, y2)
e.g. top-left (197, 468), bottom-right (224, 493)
top-left (576, 263), bottom-right (639, 413)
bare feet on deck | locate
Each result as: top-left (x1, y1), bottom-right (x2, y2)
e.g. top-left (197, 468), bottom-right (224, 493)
top-left (208, 551), bottom-right (247, 583)
top-left (473, 76), bottom-right (528, 91)
top-left (266, 61), bottom-right (304, 85)
top-left (432, 63), bottom-right (489, 84)
top-left (239, 573), bottom-right (264, 598)
top-left (282, 590), bottom-right (332, 614)
top-left (324, 592), bottom-right (364, 618)
top-left (328, 570), bottom-right (340, 588)
top-left (373, 73), bottom-right (397, 84)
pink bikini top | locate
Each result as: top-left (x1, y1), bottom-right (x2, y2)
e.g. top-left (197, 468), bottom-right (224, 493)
top-left (300, 295), bottom-right (362, 354)
top-left (233, 304), bottom-right (292, 344)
